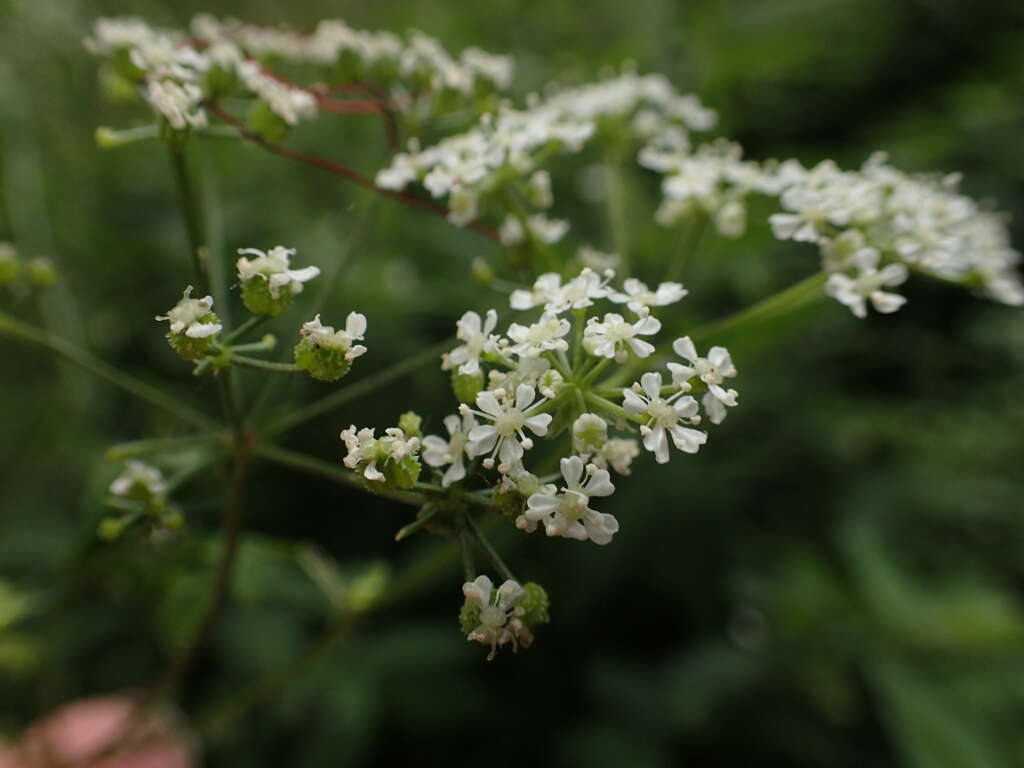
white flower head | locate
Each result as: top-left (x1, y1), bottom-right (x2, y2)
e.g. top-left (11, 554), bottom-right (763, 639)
top-left (109, 461), bottom-right (167, 500)
top-left (442, 309), bottom-right (499, 375)
top-left (623, 372), bottom-right (706, 463)
top-left (155, 285), bottom-right (222, 339)
top-left (340, 425), bottom-right (420, 482)
top-left (609, 278), bottom-right (688, 315)
top-left (146, 79), bottom-right (207, 131)
top-left (667, 336), bottom-right (739, 425)
top-left (460, 385), bottom-right (551, 473)
top-left (583, 312), bottom-right (661, 363)
top-left (422, 411), bottom-right (477, 487)
top-left (523, 456), bottom-right (618, 545)
top-left (462, 575), bottom-right (528, 660)
top-left (824, 248), bottom-right (908, 319)
top-left (236, 246), bottom-right (320, 299)
top-left (300, 313), bottom-right (368, 361)
top-left (509, 268), bottom-right (613, 314)
top-left (506, 312), bottom-right (571, 358)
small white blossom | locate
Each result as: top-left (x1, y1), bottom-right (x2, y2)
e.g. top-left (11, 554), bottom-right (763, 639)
top-left (506, 312), bottom-right (571, 358)
top-left (595, 438), bottom-right (640, 476)
top-left (523, 456), bottom-right (618, 545)
top-left (340, 426), bottom-right (420, 482)
top-left (236, 246), bottom-right (320, 298)
top-left (155, 286), bottom-right (221, 338)
top-left (146, 79), bottom-right (208, 131)
top-left (667, 336), bottom-right (738, 425)
top-left (460, 385), bottom-right (551, 473)
top-left (824, 248), bottom-right (908, 319)
top-left (422, 412), bottom-right (477, 487)
top-left (498, 213), bottom-right (569, 247)
top-left (583, 312), bottom-right (661, 363)
top-left (442, 309), bottom-right (499, 375)
top-left (572, 413), bottom-right (608, 454)
top-left (109, 461), bottom-right (167, 499)
top-left (509, 268), bottom-right (612, 314)
top-left (462, 575), bottom-right (529, 660)
top-left (623, 372), bottom-right (706, 463)
top-left (609, 278), bottom-right (688, 315)
top-left (300, 313), bottom-right (368, 360)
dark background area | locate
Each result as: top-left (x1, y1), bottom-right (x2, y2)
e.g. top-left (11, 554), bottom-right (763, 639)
top-left (1, 1), bottom-right (1023, 765)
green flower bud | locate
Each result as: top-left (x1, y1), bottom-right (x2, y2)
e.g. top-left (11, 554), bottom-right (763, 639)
top-left (0, 245), bottom-right (20, 286)
top-left (382, 454), bottom-right (421, 490)
top-left (26, 258), bottom-right (58, 288)
top-left (451, 371), bottom-right (484, 404)
top-left (519, 582), bottom-right (550, 629)
top-left (294, 336), bottom-right (353, 382)
top-left (398, 411), bottom-right (423, 438)
top-left (98, 517), bottom-right (126, 542)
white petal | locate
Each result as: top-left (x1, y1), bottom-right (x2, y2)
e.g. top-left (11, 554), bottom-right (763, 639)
top-left (672, 336), bottom-right (697, 363)
top-left (640, 372), bottom-right (663, 399)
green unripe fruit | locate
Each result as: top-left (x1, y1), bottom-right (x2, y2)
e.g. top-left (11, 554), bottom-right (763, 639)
top-left (382, 455), bottom-right (421, 490)
top-left (492, 487), bottom-right (525, 518)
top-left (294, 337), bottom-right (352, 382)
top-left (520, 583), bottom-right (550, 628)
top-left (248, 100), bottom-right (290, 143)
top-left (166, 327), bottom-right (218, 361)
top-left (451, 371), bottom-right (484, 404)
top-left (459, 598), bottom-right (482, 634)
top-left (241, 278), bottom-right (293, 317)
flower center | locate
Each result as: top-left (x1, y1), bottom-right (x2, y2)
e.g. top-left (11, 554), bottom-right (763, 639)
top-left (558, 489), bottom-right (590, 521)
top-left (494, 407), bottom-right (525, 436)
top-left (647, 398), bottom-right (677, 427)
top-left (480, 606), bottom-right (507, 628)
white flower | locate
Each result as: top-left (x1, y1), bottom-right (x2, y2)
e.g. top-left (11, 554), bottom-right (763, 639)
top-left (498, 213), bottom-right (569, 247)
top-left (506, 312), bottom-right (571, 358)
top-left (595, 438), bottom-right (640, 475)
top-left (609, 278), bottom-right (688, 315)
top-left (583, 312), bottom-right (661, 363)
top-left (236, 246), bottom-right (320, 299)
top-left (667, 336), bottom-right (739, 425)
top-left (460, 385), bottom-right (551, 473)
top-left (442, 309), bottom-right (499, 375)
top-left (422, 412), bottom-right (477, 487)
top-left (340, 426), bottom-right (419, 482)
top-left (109, 461), bottom-right (167, 499)
top-left (523, 456), bottom-right (618, 545)
top-left (146, 79), bottom-right (207, 131)
top-left (572, 413), bottom-right (608, 454)
top-left (300, 313), bottom-right (368, 360)
top-left (509, 268), bottom-right (612, 314)
top-left (462, 575), bottom-right (529, 660)
top-left (623, 372), bottom-right (706, 463)
top-left (155, 286), bottom-right (222, 338)
top-left (824, 248), bottom-right (908, 319)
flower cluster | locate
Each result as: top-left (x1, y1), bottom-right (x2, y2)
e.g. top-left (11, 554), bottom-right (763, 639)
top-left (375, 69), bottom-right (715, 230)
top-left (642, 139), bottom-right (1024, 315)
top-left (340, 424), bottom-right (421, 489)
top-left (236, 245), bottom-right (320, 316)
top-left (414, 266), bottom-right (738, 547)
top-left (459, 576), bottom-right (549, 660)
top-left (101, 461), bottom-right (181, 540)
top-left (294, 313), bottom-right (368, 382)
top-left (155, 286), bottom-right (222, 360)
top-left (86, 15), bottom-right (512, 140)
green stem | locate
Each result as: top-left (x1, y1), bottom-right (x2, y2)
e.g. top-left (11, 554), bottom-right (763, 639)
top-left (583, 391), bottom-right (642, 424)
top-left (664, 212), bottom-right (707, 283)
top-left (604, 149), bottom-right (630, 274)
top-left (464, 513), bottom-right (516, 582)
top-left (253, 442), bottom-right (430, 507)
top-left (106, 434), bottom-right (222, 460)
top-left (230, 355), bottom-right (300, 374)
top-left (168, 146), bottom-right (207, 290)
top-left (579, 356), bottom-right (611, 387)
top-left (0, 312), bottom-right (217, 430)
top-left (223, 315), bottom-right (267, 344)
top-left (96, 124), bottom-right (241, 150)
top-left (262, 337), bottom-right (453, 437)
top-left (572, 308), bottom-right (586, 370)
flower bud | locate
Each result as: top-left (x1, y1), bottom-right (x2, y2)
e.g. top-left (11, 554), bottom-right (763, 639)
top-left (451, 371), bottom-right (484, 404)
top-left (382, 454), bottom-right (421, 490)
top-left (398, 411), bottom-right (423, 438)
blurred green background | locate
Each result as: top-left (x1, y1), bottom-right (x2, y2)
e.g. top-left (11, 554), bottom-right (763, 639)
top-left (2, 0), bottom-right (1024, 765)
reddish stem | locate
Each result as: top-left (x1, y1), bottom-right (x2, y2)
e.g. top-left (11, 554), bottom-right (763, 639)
top-left (204, 100), bottom-right (497, 240)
